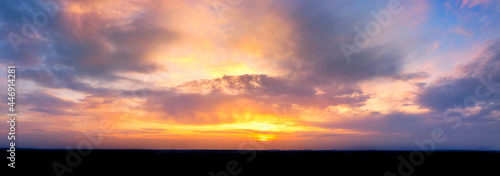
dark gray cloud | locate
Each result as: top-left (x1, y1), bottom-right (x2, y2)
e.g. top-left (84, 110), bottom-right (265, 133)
top-left (0, 0), bottom-right (175, 93)
top-left (145, 74), bottom-right (370, 124)
top-left (17, 91), bottom-right (75, 109)
top-left (417, 39), bottom-right (500, 112)
top-left (29, 107), bottom-right (78, 116)
top-left (46, 9), bottom-right (173, 76)
top-left (304, 109), bottom-right (500, 150)
top-left (19, 67), bottom-right (118, 96)
top-left (306, 112), bottom-right (439, 135)
top-left (5, 90), bottom-right (81, 116)
top-left (281, 0), bottom-right (408, 85)
top-left (180, 74), bottom-right (370, 105)
top-left (394, 71), bottom-right (430, 81)
top-left (0, 1), bottom-right (49, 66)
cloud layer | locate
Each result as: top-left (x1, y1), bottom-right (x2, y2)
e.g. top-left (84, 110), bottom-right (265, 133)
top-left (0, 0), bottom-right (499, 149)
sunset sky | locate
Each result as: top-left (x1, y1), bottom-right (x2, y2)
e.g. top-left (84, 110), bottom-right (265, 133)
top-left (1, 0), bottom-right (500, 150)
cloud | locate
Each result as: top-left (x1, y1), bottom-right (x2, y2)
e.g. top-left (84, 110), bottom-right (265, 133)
top-left (29, 107), bottom-right (79, 116)
top-left (147, 74), bottom-right (370, 124)
top-left (2, 0), bottom-right (422, 126)
top-left (426, 40), bottom-right (440, 53)
top-left (417, 39), bottom-right (500, 112)
top-left (17, 91), bottom-right (76, 109)
top-left (271, 0), bottom-right (431, 86)
top-left (394, 71), bottom-right (430, 81)
top-left (307, 112), bottom-right (438, 135)
top-left (19, 66), bottom-right (130, 96)
top-left (460, 0), bottom-right (494, 9)
top-left (0, 0), bottom-right (175, 90)
top-left (1, 0), bottom-right (417, 99)
top-left (454, 26), bottom-right (473, 36)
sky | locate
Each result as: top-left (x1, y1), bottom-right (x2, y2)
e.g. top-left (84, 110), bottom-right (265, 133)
top-left (0, 0), bottom-right (499, 150)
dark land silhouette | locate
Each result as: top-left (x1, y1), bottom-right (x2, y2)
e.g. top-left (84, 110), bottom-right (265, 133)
top-left (3, 149), bottom-right (500, 176)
